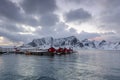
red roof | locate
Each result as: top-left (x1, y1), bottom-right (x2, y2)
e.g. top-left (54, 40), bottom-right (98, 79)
top-left (48, 47), bottom-right (56, 53)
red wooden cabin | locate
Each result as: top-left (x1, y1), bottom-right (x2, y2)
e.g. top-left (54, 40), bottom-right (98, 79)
top-left (63, 48), bottom-right (68, 53)
top-left (56, 47), bottom-right (64, 53)
top-left (48, 47), bottom-right (56, 53)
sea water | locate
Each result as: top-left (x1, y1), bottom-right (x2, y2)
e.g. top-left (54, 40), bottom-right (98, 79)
top-left (0, 50), bottom-right (120, 80)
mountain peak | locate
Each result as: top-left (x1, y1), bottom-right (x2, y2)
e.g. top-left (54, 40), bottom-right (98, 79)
top-left (22, 36), bottom-right (120, 50)
top-left (67, 36), bottom-right (76, 38)
top-left (26, 36), bottom-right (79, 48)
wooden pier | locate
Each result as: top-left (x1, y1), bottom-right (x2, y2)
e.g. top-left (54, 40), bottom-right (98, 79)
top-left (0, 47), bottom-right (74, 56)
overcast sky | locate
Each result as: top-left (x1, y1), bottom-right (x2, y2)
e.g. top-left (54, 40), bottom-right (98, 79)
top-left (0, 0), bottom-right (120, 46)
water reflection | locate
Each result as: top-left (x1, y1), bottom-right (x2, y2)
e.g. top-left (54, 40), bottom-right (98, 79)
top-left (0, 50), bottom-right (120, 80)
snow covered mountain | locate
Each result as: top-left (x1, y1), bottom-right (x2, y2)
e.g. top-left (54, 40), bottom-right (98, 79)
top-left (22, 36), bottom-right (120, 50)
top-left (25, 36), bottom-right (81, 49)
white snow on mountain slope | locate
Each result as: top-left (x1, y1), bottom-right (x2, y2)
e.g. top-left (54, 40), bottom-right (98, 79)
top-left (21, 36), bottom-right (120, 50)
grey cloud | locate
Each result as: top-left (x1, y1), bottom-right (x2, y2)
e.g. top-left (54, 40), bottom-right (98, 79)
top-left (0, 27), bottom-right (37, 43)
top-left (0, 0), bottom-right (59, 43)
top-left (69, 28), bottom-right (77, 33)
top-left (22, 16), bottom-right (40, 27)
top-left (2, 26), bottom-right (23, 33)
top-left (36, 22), bottom-right (77, 38)
top-left (101, 32), bottom-right (116, 35)
top-left (0, 25), bottom-right (23, 42)
top-left (66, 0), bottom-right (85, 4)
top-left (1, 0), bottom-right (120, 45)
top-left (0, 21), bottom-right (38, 43)
top-left (32, 21), bottom-right (101, 41)
top-left (105, 0), bottom-right (120, 9)
top-left (35, 26), bottom-right (56, 38)
top-left (0, 0), bottom-right (39, 43)
top-left (78, 31), bottom-right (100, 40)
top-left (67, 0), bottom-right (81, 2)
top-left (64, 8), bottom-right (92, 22)
top-left (0, 0), bottom-right (22, 22)
top-left (21, 0), bottom-right (57, 15)
top-left (54, 22), bottom-right (69, 32)
top-left (66, 0), bottom-right (103, 5)
top-left (65, 0), bottom-right (120, 35)
top-left (53, 22), bottom-right (78, 37)
top-left (98, 0), bottom-right (120, 33)
top-left (0, 29), bottom-right (21, 42)
top-left (0, 22), bottom-right (24, 32)
top-left (99, 32), bottom-right (120, 41)
top-left (40, 13), bottom-right (59, 27)
top-left (0, 0), bottom-right (58, 27)
top-left (0, 0), bottom-right (41, 27)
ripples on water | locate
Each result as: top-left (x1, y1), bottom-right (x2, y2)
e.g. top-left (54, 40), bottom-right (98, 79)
top-left (0, 50), bottom-right (120, 80)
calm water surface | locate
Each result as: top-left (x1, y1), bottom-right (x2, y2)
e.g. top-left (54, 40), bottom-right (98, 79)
top-left (0, 50), bottom-right (120, 80)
